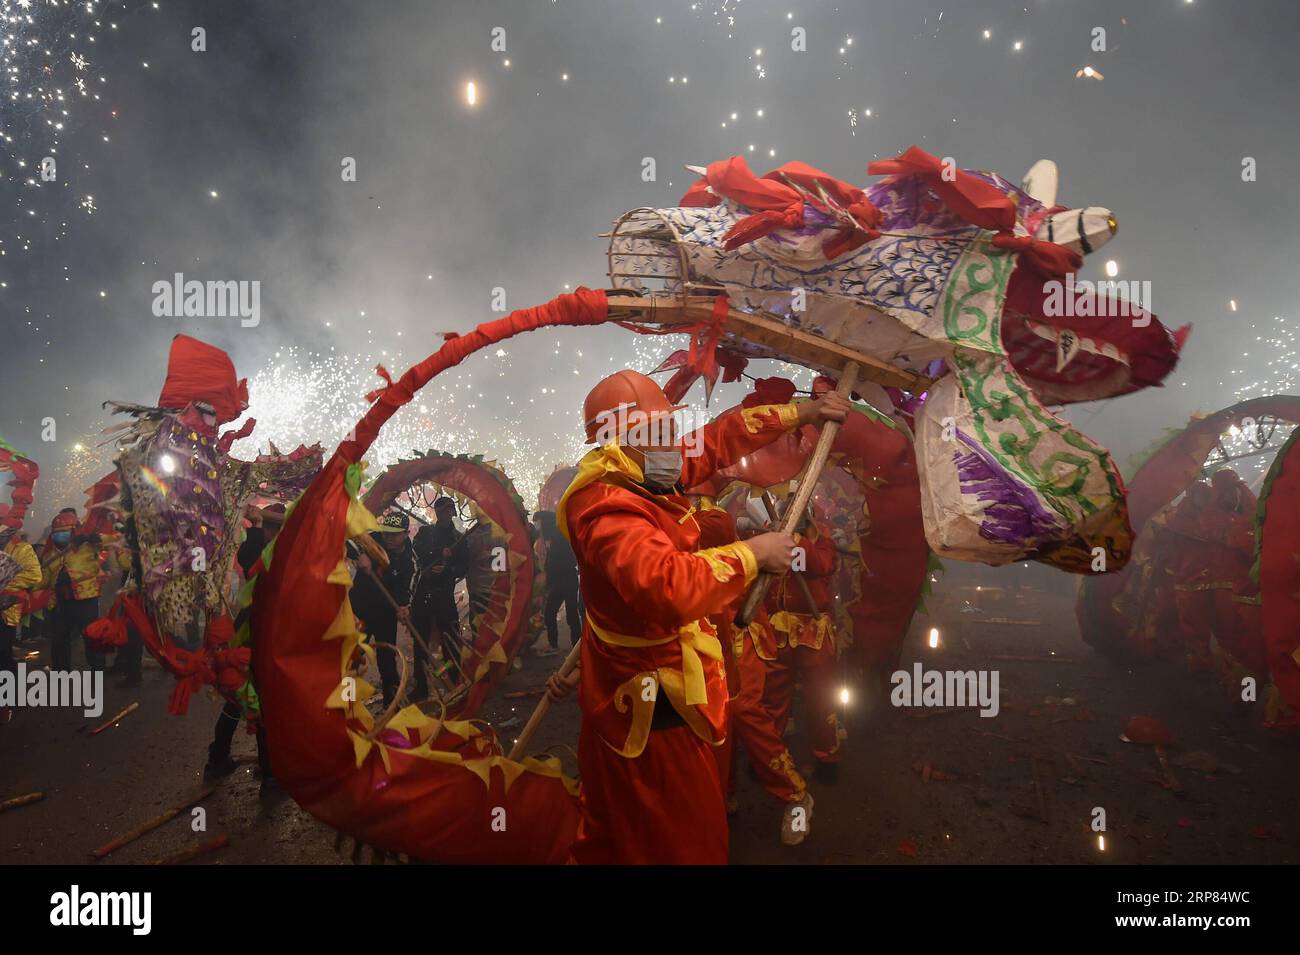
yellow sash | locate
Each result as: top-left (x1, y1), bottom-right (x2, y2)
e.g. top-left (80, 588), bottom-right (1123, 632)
top-left (587, 615), bottom-right (722, 706)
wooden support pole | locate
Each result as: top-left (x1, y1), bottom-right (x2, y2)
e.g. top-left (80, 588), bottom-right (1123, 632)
top-left (89, 701), bottom-right (139, 736)
top-left (0, 792), bottom-right (44, 814)
top-left (90, 785), bottom-right (218, 860)
top-left (507, 640), bottom-right (582, 761)
top-left (736, 362), bottom-right (859, 627)
top-left (152, 834), bottom-right (229, 865)
top-left (356, 563), bottom-right (456, 696)
top-left (759, 492), bottom-right (819, 611)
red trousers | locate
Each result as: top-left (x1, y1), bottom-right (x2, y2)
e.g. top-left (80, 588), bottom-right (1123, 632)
top-left (761, 640), bottom-right (842, 765)
top-left (731, 638), bottom-right (807, 801)
top-left (1213, 590), bottom-right (1267, 674)
top-left (569, 722), bottom-right (728, 864)
top-left (1175, 589), bottom-right (1217, 670)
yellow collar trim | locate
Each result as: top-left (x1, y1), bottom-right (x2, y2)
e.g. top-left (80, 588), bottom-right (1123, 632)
top-left (556, 441), bottom-right (644, 543)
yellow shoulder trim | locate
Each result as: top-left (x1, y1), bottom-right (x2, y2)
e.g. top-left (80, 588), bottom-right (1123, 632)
top-left (695, 542), bottom-right (758, 585)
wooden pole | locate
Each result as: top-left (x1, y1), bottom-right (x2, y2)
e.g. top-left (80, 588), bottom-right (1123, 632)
top-left (89, 701), bottom-right (139, 736)
top-left (736, 362), bottom-right (859, 627)
top-left (356, 563), bottom-right (456, 695)
top-left (0, 792), bottom-right (44, 813)
top-left (90, 785), bottom-right (218, 860)
top-left (759, 493), bottom-right (819, 611)
top-left (152, 834), bottom-right (230, 865)
top-left (507, 640), bottom-right (582, 761)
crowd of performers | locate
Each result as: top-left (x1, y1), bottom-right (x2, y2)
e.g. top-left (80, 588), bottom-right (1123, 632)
top-left (4, 347), bottom-right (1294, 864)
top-left (4, 363), bottom-right (848, 860)
top-left (1, 509), bottom-right (118, 693)
top-left (328, 368), bottom-right (849, 858)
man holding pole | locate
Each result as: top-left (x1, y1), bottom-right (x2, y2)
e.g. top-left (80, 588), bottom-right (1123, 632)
top-left (350, 510), bottom-right (417, 707)
top-left (412, 496), bottom-right (468, 691)
top-left (545, 369), bottom-right (848, 864)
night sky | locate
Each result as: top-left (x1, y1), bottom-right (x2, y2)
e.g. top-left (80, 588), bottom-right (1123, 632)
top-left (3, 0), bottom-right (1298, 527)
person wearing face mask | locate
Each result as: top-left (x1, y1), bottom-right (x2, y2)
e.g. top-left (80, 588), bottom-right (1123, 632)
top-left (544, 369), bottom-right (849, 864)
top-left (39, 508), bottom-right (107, 672)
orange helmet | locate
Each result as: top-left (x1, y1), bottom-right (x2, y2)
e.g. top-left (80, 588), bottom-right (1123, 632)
top-left (582, 370), bottom-right (685, 444)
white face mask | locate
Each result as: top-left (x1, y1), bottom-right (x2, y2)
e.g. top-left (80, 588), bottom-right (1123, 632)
top-left (641, 450), bottom-right (683, 489)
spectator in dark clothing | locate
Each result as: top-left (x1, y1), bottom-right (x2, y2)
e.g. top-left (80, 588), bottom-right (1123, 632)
top-left (205, 503), bottom-right (285, 786)
top-left (349, 510), bottom-right (417, 706)
top-left (534, 510), bottom-right (580, 655)
top-left (412, 497), bottom-right (468, 689)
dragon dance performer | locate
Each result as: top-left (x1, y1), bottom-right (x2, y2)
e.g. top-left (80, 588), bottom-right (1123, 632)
top-left (1, 526), bottom-right (42, 693)
top-left (762, 511), bottom-right (843, 782)
top-left (698, 502), bottom-right (813, 846)
top-left (40, 508), bottom-right (108, 672)
top-left (1201, 470), bottom-right (1264, 675)
top-left (1167, 474), bottom-right (1259, 675)
top-left (349, 509), bottom-right (418, 708)
top-left (547, 369), bottom-right (848, 864)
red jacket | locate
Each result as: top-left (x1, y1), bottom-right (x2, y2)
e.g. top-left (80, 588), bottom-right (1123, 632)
top-left (559, 403), bottom-right (801, 755)
top-left (765, 522), bottom-right (837, 615)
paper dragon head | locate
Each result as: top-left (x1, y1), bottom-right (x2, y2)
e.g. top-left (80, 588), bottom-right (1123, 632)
top-left (608, 146), bottom-right (1189, 571)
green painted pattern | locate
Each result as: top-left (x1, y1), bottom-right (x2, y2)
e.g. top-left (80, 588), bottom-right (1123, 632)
top-left (940, 236), bottom-right (1013, 354)
top-left (941, 238), bottom-right (1125, 525)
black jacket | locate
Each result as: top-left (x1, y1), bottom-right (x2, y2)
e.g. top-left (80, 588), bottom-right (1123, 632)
top-left (413, 522), bottom-right (467, 598)
top-left (350, 534), bottom-right (416, 635)
top-left (542, 525), bottom-right (578, 586)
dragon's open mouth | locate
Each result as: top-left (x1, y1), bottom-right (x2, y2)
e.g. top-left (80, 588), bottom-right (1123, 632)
top-left (1001, 264), bottom-right (1188, 405)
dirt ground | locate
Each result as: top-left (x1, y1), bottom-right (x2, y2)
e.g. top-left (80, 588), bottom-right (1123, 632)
top-left (2, 569), bottom-right (1296, 866)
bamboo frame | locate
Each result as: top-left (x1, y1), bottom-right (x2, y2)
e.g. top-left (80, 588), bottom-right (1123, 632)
top-left (605, 207), bottom-right (933, 393)
top-left (604, 292), bottom-right (929, 392)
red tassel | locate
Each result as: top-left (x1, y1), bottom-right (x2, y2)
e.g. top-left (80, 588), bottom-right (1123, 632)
top-left (685, 295), bottom-right (730, 402)
top-left (204, 613), bottom-right (235, 647)
top-left (679, 178), bottom-right (720, 207)
top-left (869, 146), bottom-right (1017, 232)
top-left (84, 613), bottom-right (128, 650)
top-left (651, 349), bottom-right (689, 375)
top-left (168, 676), bottom-right (202, 716)
top-left (217, 417), bottom-right (257, 453)
top-left (364, 364), bottom-right (395, 403)
top-left (991, 232), bottom-right (1082, 278)
top-left (723, 205), bottom-right (806, 251)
